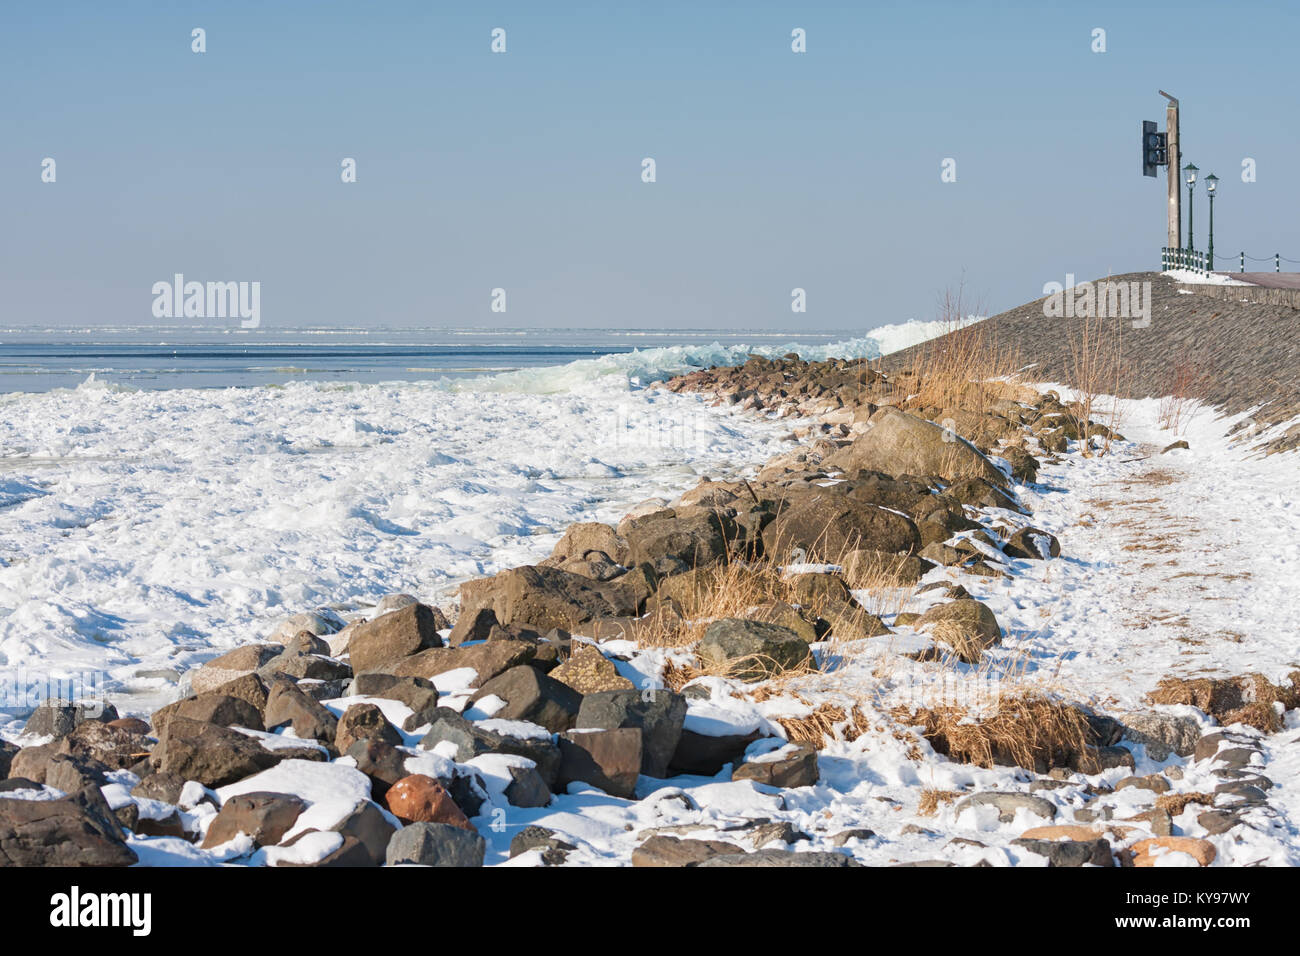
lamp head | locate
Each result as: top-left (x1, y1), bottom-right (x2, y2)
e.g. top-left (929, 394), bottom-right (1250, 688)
top-left (1184, 163), bottom-right (1199, 186)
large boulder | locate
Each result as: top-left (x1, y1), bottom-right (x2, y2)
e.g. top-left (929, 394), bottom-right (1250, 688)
top-left (622, 509), bottom-right (737, 569)
top-left (575, 689), bottom-right (686, 778)
top-left (463, 566), bottom-right (641, 633)
top-left (347, 603), bottom-right (445, 674)
top-left (469, 666), bottom-right (582, 733)
top-left (150, 717), bottom-right (321, 787)
top-left (384, 774), bottom-right (475, 830)
top-left (0, 786), bottom-right (137, 866)
top-left (670, 728), bottom-right (763, 776)
top-left (390, 639), bottom-right (537, 686)
top-left (21, 700), bottom-right (117, 739)
top-left (385, 821), bottom-right (485, 867)
top-left (732, 742), bottom-right (820, 788)
top-left (557, 728), bottom-right (642, 799)
top-left (762, 495), bottom-right (920, 563)
top-left (419, 710), bottom-right (561, 787)
top-left (548, 644), bottom-right (635, 695)
top-left (152, 693), bottom-right (264, 738)
top-left (263, 679), bottom-right (339, 745)
top-left (697, 619), bottom-right (812, 682)
top-left (915, 599), bottom-right (1003, 663)
top-left (335, 703), bottom-right (402, 755)
top-left (201, 791), bottom-right (307, 849)
top-left (191, 645), bottom-right (282, 695)
top-left (823, 407), bottom-right (1008, 486)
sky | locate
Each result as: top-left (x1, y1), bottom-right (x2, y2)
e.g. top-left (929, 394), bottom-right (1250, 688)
top-left (3, 0), bottom-right (1297, 330)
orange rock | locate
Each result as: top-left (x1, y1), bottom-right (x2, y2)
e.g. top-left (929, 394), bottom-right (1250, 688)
top-left (383, 774), bottom-right (474, 831)
top-left (1131, 837), bottom-right (1216, 867)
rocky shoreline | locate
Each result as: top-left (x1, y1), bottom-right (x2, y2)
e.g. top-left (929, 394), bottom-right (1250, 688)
top-left (2, 353), bottom-right (1296, 868)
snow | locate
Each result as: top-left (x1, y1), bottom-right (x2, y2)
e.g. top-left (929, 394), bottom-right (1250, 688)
top-left (1161, 269), bottom-right (1252, 286)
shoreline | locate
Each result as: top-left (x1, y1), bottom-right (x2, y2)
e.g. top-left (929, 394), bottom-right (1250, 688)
top-left (2, 350), bottom-right (1298, 867)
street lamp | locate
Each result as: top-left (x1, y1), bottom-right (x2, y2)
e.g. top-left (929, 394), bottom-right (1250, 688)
top-left (1205, 173), bottom-right (1218, 271)
top-left (1183, 163), bottom-right (1198, 252)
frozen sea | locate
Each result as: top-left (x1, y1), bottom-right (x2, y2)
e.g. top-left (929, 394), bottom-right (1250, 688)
top-left (0, 321), bottom-right (957, 716)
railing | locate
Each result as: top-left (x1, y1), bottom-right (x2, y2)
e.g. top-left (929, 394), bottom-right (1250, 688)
top-left (1161, 247), bottom-right (1209, 275)
top-left (1215, 251), bottom-right (1295, 273)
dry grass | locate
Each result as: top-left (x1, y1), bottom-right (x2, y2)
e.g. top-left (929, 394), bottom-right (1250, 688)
top-left (893, 282), bottom-right (1025, 416)
top-left (1157, 352), bottom-right (1208, 435)
top-left (1063, 294), bottom-right (1131, 458)
top-left (1155, 792), bottom-right (1216, 815)
top-left (918, 788), bottom-right (963, 817)
top-left (892, 692), bottom-right (1093, 772)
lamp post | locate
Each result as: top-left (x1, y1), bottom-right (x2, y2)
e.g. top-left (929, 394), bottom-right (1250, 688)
top-left (1205, 173), bottom-right (1218, 272)
top-left (1183, 163), bottom-right (1198, 254)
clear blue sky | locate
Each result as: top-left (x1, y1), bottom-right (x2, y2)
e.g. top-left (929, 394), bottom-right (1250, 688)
top-left (3, 0), bottom-right (1296, 329)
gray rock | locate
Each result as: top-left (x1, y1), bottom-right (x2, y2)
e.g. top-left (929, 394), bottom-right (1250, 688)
top-left (0, 786), bottom-right (137, 866)
top-left (419, 709), bottom-right (561, 787)
top-left (1012, 837), bottom-right (1113, 867)
top-left (331, 801), bottom-right (397, 865)
top-left (697, 618), bottom-right (811, 683)
top-left (470, 666), bottom-right (582, 734)
top-left (669, 728), bottom-right (763, 776)
top-left (1121, 711), bottom-right (1202, 761)
top-left (732, 742), bottom-right (820, 789)
top-left (503, 765), bottom-right (552, 808)
top-left (953, 792), bottom-right (1058, 823)
top-left (22, 700), bottom-right (117, 739)
top-left (385, 821), bottom-right (485, 867)
top-left (575, 689), bottom-right (686, 778)
top-left (508, 825), bottom-right (575, 863)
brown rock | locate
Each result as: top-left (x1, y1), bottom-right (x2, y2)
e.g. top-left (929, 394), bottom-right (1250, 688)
top-left (1130, 836), bottom-right (1216, 867)
top-left (347, 603), bottom-right (445, 674)
top-left (548, 644), bottom-right (635, 695)
top-left (383, 774), bottom-right (475, 831)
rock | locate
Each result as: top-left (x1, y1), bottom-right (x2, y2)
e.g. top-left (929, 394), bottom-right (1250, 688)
top-left (1130, 836), bottom-right (1217, 867)
top-left (918, 542), bottom-right (965, 566)
top-left (632, 835), bottom-right (747, 867)
top-left (823, 407), bottom-right (1008, 487)
top-left (201, 791), bottom-right (307, 848)
top-left (558, 728), bottom-right (642, 799)
top-left (1115, 774), bottom-right (1172, 794)
top-left (744, 601), bottom-right (819, 643)
top-left (732, 743), bottom-right (820, 788)
top-left (1074, 745), bottom-right (1136, 773)
top-left (1161, 440), bottom-right (1190, 454)
top-left (384, 774), bottom-right (475, 830)
top-left (696, 849), bottom-right (861, 867)
top-left (44, 753), bottom-right (110, 794)
top-left (1192, 731), bottom-right (1255, 763)
top-left (0, 741), bottom-right (17, 779)
top-left (263, 678), bottom-right (339, 746)
top-left (575, 689), bottom-right (686, 779)
top-left (762, 495), bottom-right (919, 563)
top-left (347, 603), bottom-right (445, 674)
top-left (268, 610), bottom-right (344, 643)
top-left (345, 739), bottom-right (409, 798)
top-left (748, 820), bottom-right (809, 848)
top-left (1012, 837), bottom-right (1113, 867)
top-left (822, 606), bottom-right (891, 641)
top-left (282, 630), bottom-right (331, 656)
top-left (915, 599), bottom-right (1002, 663)
top-left (21, 700), bottom-right (115, 739)
top-left (830, 828), bottom-right (876, 846)
top-left (447, 607), bottom-right (499, 647)
top-left (331, 801), bottom-right (397, 865)
top-left (419, 710), bottom-right (561, 787)
top-left (152, 693), bottom-right (264, 738)
top-left (503, 765), bottom-right (552, 808)
top-left (954, 792), bottom-right (1057, 824)
top-left (548, 644), bottom-right (635, 694)
top-left (257, 651), bottom-right (352, 684)
top-left (274, 832), bottom-right (375, 867)
top-left (150, 717), bottom-right (308, 787)
top-left (390, 639), bottom-right (537, 687)
top-left (385, 821), bottom-right (485, 867)
top-left (1119, 712), bottom-right (1201, 761)
top-left (0, 786), bottom-right (137, 866)
top-left (347, 673), bottom-right (439, 730)
top-left (670, 728), bottom-right (763, 776)
top-left (131, 771), bottom-right (188, 805)
top-left (509, 825), bottom-right (576, 862)
top-left (470, 565), bottom-right (640, 633)
top-left (1003, 527), bottom-right (1061, 560)
top-left (335, 703), bottom-right (402, 755)
top-left (9, 743), bottom-right (59, 783)
top-left (545, 522), bottom-right (630, 567)
top-left (203, 673), bottom-right (270, 716)
top-left (697, 618), bottom-right (812, 682)
top-left (60, 720), bottom-right (155, 770)
top-left (470, 666), bottom-right (582, 733)
top-left (191, 645), bottom-right (282, 695)
top-left (1197, 810), bottom-right (1241, 835)
top-left (1125, 808), bottom-right (1174, 837)
top-left (622, 509), bottom-right (735, 569)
